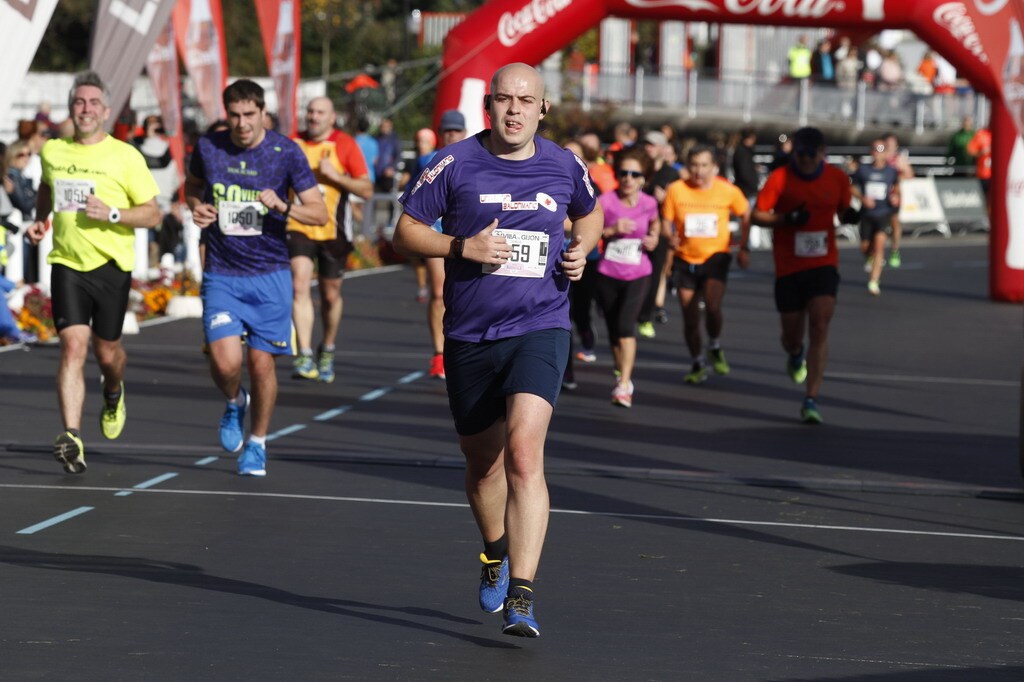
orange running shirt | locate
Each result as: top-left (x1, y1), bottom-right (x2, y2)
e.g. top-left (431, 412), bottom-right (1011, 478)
top-left (288, 129), bottom-right (369, 241)
top-left (756, 164), bottom-right (852, 277)
top-left (662, 177), bottom-right (749, 265)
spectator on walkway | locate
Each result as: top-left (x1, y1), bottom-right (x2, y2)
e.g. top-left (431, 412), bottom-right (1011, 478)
top-left (811, 39), bottom-right (835, 84)
top-left (877, 50), bottom-right (903, 91)
top-left (947, 116), bottom-right (975, 172)
top-left (374, 117), bottom-right (400, 193)
top-left (788, 35), bottom-right (813, 81)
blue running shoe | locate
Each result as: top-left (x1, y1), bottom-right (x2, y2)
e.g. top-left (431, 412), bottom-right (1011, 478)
top-left (219, 387), bottom-right (248, 453)
top-left (237, 440), bottom-right (267, 476)
top-left (478, 553), bottom-right (509, 613)
top-left (502, 590), bottom-right (540, 638)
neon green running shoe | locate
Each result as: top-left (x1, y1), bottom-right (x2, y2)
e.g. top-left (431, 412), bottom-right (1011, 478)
top-left (800, 397), bottom-right (823, 424)
top-left (787, 355), bottom-right (807, 384)
top-left (888, 250), bottom-right (901, 268)
top-left (292, 353), bottom-right (319, 380)
top-left (637, 321), bottom-right (656, 339)
top-left (100, 382), bottom-right (126, 440)
top-left (317, 348), bottom-right (335, 384)
top-left (684, 362), bottom-right (708, 385)
top-left (54, 431), bottom-right (86, 474)
top-left (709, 348), bottom-right (730, 375)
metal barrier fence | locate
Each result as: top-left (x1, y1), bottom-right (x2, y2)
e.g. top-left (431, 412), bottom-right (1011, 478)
top-left (573, 67), bottom-right (989, 132)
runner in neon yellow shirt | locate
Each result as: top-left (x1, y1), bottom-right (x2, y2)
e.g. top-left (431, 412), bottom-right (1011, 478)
top-left (26, 71), bottom-right (160, 475)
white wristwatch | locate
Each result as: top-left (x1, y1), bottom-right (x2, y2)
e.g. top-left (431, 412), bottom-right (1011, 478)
top-left (108, 207), bottom-right (121, 224)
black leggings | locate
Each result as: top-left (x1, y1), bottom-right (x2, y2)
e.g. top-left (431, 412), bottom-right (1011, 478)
top-left (595, 273), bottom-right (650, 344)
top-left (570, 262), bottom-right (599, 349)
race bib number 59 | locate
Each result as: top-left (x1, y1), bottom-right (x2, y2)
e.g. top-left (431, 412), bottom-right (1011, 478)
top-left (483, 228), bottom-right (549, 278)
top-left (54, 179), bottom-right (96, 213)
top-left (218, 201), bottom-right (265, 236)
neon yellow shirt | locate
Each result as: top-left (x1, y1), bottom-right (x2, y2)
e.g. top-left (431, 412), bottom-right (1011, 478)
top-left (42, 136), bottom-right (159, 272)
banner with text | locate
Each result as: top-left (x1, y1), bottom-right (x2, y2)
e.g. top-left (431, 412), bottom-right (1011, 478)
top-left (173, 0), bottom-right (229, 125)
top-left (254, 0), bottom-right (301, 136)
top-left (0, 0), bottom-right (59, 125)
top-left (146, 18), bottom-right (185, 194)
top-left (91, 0), bottom-right (177, 124)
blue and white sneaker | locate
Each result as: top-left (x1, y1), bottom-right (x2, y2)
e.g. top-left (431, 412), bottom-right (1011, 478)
top-left (502, 589), bottom-right (540, 638)
top-left (478, 553), bottom-right (509, 613)
top-left (237, 440), bottom-right (267, 477)
top-left (219, 387), bottom-right (248, 453)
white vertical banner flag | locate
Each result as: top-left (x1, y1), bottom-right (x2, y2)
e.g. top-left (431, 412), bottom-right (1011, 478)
top-left (0, 0), bottom-right (59, 123)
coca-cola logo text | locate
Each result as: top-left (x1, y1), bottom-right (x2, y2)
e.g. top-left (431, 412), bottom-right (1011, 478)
top-left (498, 0), bottom-right (572, 48)
top-left (723, 0), bottom-right (844, 19)
top-left (934, 3), bottom-right (990, 64)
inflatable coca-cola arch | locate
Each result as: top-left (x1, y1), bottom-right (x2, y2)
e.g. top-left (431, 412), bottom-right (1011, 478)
top-left (436, 0), bottom-right (1024, 302)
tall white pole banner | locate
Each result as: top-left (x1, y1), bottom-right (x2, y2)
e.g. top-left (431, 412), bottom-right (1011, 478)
top-left (0, 0), bottom-right (59, 124)
top-left (90, 0), bottom-right (177, 124)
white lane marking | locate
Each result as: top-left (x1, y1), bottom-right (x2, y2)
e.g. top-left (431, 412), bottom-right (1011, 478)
top-left (343, 264), bottom-right (406, 279)
top-left (16, 506), bottom-right (94, 535)
top-left (2, 484), bottom-right (1021, 543)
top-left (360, 387), bottom-right (392, 402)
top-left (138, 316), bottom-right (181, 328)
top-left (114, 472), bottom-right (179, 497)
top-left (398, 371), bottom-right (426, 384)
top-left (195, 456), bottom-right (218, 466)
top-left (314, 406), bottom-right (351, 421)
top-left (266, 424), bottom-right (306, 442)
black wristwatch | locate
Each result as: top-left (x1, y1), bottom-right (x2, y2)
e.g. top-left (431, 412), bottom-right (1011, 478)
top-left (451, 235), bottom-right (465, 259)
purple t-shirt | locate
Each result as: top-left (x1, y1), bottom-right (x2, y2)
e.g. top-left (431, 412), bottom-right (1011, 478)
top-left (596, 190), bottom-right (657, 281)
top-left (401, 132), bottom-right (597, 342)
top-left (190, 129), bottom-right (317, 276)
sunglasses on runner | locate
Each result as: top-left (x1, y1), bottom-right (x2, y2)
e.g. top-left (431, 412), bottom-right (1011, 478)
top-left (618, 170), bottom-right (644, 179)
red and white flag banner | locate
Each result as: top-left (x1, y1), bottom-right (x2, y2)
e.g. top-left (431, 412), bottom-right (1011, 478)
top-left (0, 0), bottom-right (59, 124)
top-left (254, 0), bottom-right (301, 136)
top-left (146, 18), bottom-right (186, 185)
top-left (173, 0), bottom-right (229, 126)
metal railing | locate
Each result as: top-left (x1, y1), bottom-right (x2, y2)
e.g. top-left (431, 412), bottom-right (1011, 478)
top-left (562, 65), bottom-right (988, 132)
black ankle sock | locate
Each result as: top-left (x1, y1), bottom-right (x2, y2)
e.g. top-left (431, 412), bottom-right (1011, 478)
top-left (483, 535), bottom-right (508, 562)
top-left (103, 388), bottom-right (121, 408)
top-left (67, 428), bottom-right (81, 438)
top-left (790, 344), bottom-right (805, 360)
top-left (508, 578), bottom-right (534, 598)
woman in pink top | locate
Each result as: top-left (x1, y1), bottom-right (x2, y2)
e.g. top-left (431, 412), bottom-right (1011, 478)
top-left (595, 150), bottom-right (660, 407)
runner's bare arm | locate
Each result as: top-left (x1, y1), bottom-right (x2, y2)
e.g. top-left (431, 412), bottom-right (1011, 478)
top-left (184, 172), bottom-right (218, 228)
top-left (394, 214), bottom-right (510, 264)
top-left (318, 161), bottom-right (373, 200)
top-left (562, 203), bottom-right (604, 281)
top-left (263, 186), bottom-right (328, 226)
top-left (84, 194), bottom-right (161, 228)
top-left (25, 183), bottom-right (52, 245)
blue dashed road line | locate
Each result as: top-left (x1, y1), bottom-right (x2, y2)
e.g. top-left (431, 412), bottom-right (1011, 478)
top-left (17, 506), bottom-right (95, 535)
top-left (115, 472), bottom-right (179, 497)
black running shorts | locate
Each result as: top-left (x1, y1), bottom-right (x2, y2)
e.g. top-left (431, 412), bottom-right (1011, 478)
top-left (286, 230), bottom-right (353, 280)
top-left (774, 265), bottom-right (840, 313)
top-left (51, 261), bottom-right (132, 340)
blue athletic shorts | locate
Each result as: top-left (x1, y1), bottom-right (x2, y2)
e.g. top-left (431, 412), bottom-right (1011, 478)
top-left (201, 269), bottom-right (295, 355)
top-left (445, 328), bottom-right (570, 436)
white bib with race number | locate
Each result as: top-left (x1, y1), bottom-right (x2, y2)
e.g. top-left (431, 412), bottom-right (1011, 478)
top-left (865, 181), bottom-right (888, 201)
top-left (603, 238), bottom-right (643, 265)
top-left (483, 229), bottom-right (549, 278)
top-left (794, 230), bottom-right (828, 258)
top-left (684, 213), bottom-right (719, 238)
top-left (54, 179), bottom-right (96, 213)
top-left (218, 201), bottom-right (265, 236)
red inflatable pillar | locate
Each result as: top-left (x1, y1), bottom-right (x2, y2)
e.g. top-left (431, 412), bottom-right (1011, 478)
top-left (989, 102), bottom-right (1024, 302)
